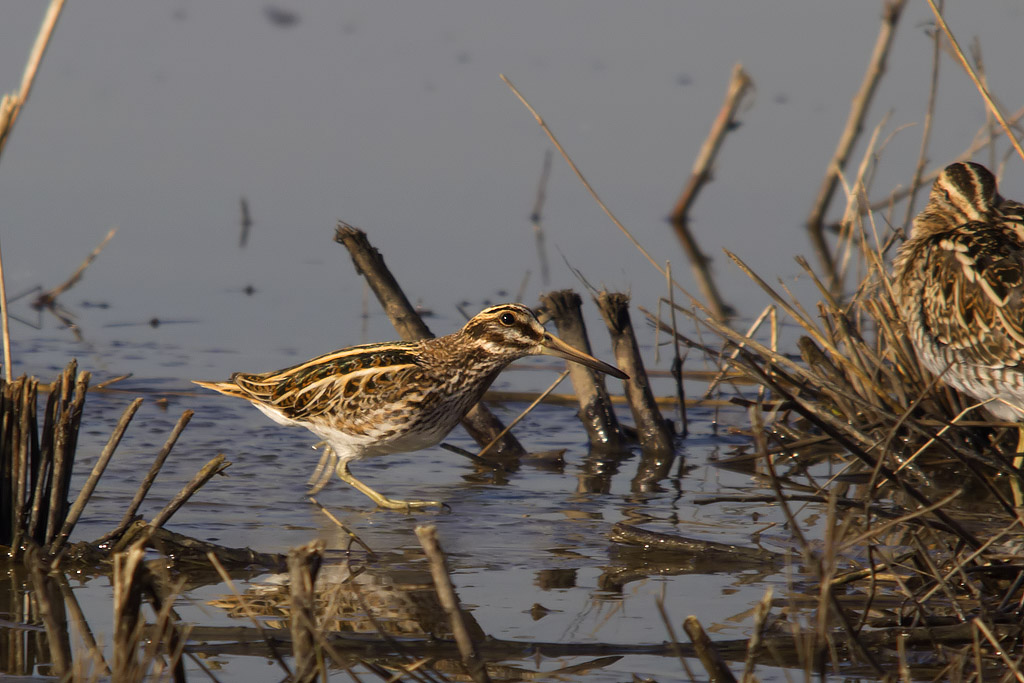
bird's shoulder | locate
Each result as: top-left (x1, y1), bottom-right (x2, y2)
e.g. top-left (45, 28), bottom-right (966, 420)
top-left (914, 218), bottom-right (1024, 362)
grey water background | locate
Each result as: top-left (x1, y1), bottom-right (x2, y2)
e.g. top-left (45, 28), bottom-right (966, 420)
top-left (2, 1), bottom-right (1024, 680)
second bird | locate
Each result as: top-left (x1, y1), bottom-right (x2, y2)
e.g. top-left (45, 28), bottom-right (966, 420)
top-left (893, 161), bottom-right (1024, 427)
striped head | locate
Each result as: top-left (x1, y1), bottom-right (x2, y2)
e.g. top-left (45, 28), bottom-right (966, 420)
top-left (458, 304), bottom-right (627, 379)
top-left (914, 162), bottom-right (1001, 238)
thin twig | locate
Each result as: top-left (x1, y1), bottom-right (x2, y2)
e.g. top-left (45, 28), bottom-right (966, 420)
top-left (99, 409), bottom-right (194, 544)
top-left (742, 588), bottom-right (773, 683)
top-left (833, 106), bottom-right (1024, 227)
top-left (476, 369), bottom-right (569, 459)
top-left (0, 0), bottom-right (68, 381)
top-left (307, 496), bottom-right (377, 558)
top-left (0, 0), bottom-right (66, 156)
top-left (502, 75), bottom-right (706, 311)
top-left (148, 453), bottom-right (230, 530)
top-left (33, 228), bottom-right (117, 310)
top-left (665, 262), bottom-right (688, 437)
top-left (901, 3), bottom-right (943, 232)
top-left (926, 0), bottom-right (1024, 164)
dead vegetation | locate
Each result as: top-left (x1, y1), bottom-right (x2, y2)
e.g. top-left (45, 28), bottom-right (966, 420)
top-left (6, 0), bottom-right (1024, 681)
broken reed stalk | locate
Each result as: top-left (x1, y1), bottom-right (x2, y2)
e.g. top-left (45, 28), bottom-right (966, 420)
top-left (669, 64), bottom-right (751, 226)
top-left (2, 359), bottom-right (217, 567)
top-left (539, 290), bottom-right (624, 449)
top-left (415, 524), bottom-right (492, 683)
top-left (45, 365), bottom-right (88, 548)
top-left (147, 453), bottom-right (229, 531)
top-left (595, 291), bottom-right (674, 456)
top-left (2, 361), bottom-right (89, 555)
top-left (805, 0), bottom-right (907, 290)
top-left (288, 539), bottom-right (326, 683)
top-left (49, 397), bottom-right (143, 556)
top-left (668, 63), bottom-right (751, 320)
top-left (100, 409), bottom-right (194, 544)
top-left (335, 222), bottom-right (527, 458)
top-left (683, 616), bottom-right (738, 683)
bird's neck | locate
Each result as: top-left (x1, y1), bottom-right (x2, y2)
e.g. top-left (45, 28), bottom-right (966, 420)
top-left (418, 332), bottom-right (518, 377)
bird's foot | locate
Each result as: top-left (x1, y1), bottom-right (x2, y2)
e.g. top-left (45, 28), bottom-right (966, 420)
top-left (335, 460), bottom-right (449, 512)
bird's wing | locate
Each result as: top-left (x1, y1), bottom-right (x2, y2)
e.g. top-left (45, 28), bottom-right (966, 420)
top-left (917, 220), bottom-right (1024, 367)
top-left (231, 341), bottom-right (427, 421)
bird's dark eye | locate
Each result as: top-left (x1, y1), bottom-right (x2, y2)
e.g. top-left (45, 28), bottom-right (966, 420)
top-left (499, 312), bottom-right (516, 326)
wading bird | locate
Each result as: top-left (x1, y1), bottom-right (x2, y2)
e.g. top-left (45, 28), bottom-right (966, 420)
top-left (893, 161), bottom-right (1024, 441)
top-left (195, 303), bottom-right (627, 510)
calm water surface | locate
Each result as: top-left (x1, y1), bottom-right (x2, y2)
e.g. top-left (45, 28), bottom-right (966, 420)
top-left (2, 1), bottom-right (1024, 680)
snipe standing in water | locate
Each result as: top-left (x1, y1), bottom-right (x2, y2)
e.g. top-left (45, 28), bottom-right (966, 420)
top-left (893, 161), bottom-right (1024, 432)
top-left (195, 303), bottom-right (627, 510)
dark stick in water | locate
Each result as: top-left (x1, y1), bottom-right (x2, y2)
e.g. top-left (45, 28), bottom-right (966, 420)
top-left (335, 221), bottom-right (527, 458)
top-left (539, 289), bottom-right (624, 449)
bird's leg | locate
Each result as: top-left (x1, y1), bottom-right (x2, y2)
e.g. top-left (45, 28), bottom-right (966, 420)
top-left (306, 442), bottom-right (338, 495)
top-left (334, 459), bottom-right (445, 511)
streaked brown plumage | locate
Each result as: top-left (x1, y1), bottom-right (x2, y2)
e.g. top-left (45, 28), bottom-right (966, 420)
top-left (195, 303), bottom-right (627, 510)
top-left (893, 161), bottom-right (1024, 423)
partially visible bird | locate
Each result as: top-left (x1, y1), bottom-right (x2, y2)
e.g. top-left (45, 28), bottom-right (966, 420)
top-left (195, 303), bottom-right (627, 510)
top-left (893, 161), bottom-right (1024, 427)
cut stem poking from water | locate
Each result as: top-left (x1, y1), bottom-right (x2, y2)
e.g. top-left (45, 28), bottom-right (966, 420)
top-left (668, 63), bottom-right (750, 320)
top-left (539, 289), bottom-right (625, 449)
top-left (596, 291), bottom-right (674, 457)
